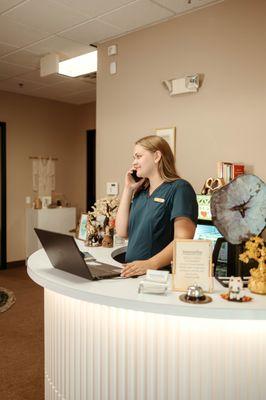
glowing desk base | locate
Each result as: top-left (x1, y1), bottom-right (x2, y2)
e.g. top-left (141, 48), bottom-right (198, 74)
top-left (45, 289), bottom-right (266, 400)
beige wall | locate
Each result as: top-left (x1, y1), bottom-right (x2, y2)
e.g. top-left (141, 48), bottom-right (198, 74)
top-left (0, 91), bottom-right (95, 261)
top-left (96, 0), bottom-right (266, 199)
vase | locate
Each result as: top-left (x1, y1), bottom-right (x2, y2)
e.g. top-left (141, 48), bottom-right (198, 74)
top-left (248, 259), bottom-right (266, 295)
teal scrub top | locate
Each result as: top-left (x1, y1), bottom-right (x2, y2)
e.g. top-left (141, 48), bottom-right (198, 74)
top-left (125, 179), bottom-right (198, 264)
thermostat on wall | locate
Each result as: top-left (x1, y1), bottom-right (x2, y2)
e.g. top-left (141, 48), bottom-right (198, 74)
top-left (106, 182), bottom-right (119, 195)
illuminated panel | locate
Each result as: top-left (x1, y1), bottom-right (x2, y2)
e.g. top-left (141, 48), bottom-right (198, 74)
top-left (45, 289), bottom-right (266, 400)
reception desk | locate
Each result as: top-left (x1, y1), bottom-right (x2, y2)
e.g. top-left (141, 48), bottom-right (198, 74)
top-left (27, 241), bottom-right (266, 400)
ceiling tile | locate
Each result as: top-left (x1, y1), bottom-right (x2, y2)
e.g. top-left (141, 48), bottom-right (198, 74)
top-left (99, 0), bottom-right (174, 31)
top-left (0, 41), bottom-right (18, 57)
top-left (24, 84), bottom-right (96, 104)
top-left (53, 78), bottom-right (95, 93)
top-left (27, 79), bottom-right (93, 98)
top-left (0, 61), bottom-right (33, 78)
top-left (18, 69), bottom-right (69, 85)
top-left (0, 77), bottom-right (45, 93)
top-left (24, 85), bottom-right (66, 98)
top-left (55, 0), bottom-right (136, 18)
top-left (0, 0), bottom-right (27, 14)
top-left (1, 49), bottom-right (41, 68)
top-left (4, 0), bottom-right (88, 34)
top-left (0, 15), bottom-right (49, 47)
top-left (62, 90), bottom-right (96, 105)
top-left (59, 19), bottom-right (123, 45)
top-left (26, 36), bottom-right (94, 59)
top-left (0, 74), bottom-right (9, 81)
top-left (153, 0), bottom-right (219, 14)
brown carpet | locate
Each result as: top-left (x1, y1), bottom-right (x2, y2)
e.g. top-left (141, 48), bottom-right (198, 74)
top-left (0, 264), bottom-right (44, 400)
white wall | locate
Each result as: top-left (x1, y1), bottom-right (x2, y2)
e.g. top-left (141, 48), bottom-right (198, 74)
top-left (96, 0), bottom-right (265, 198)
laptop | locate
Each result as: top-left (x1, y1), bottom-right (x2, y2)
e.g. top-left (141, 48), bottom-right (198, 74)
top-left (34, 228), bottom-right (122, 280)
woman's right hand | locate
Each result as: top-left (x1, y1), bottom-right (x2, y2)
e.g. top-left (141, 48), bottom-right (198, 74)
top-left (125, 168), bottom-right (145, 191)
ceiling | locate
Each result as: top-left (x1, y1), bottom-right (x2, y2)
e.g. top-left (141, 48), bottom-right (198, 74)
top-left (0, 0), bottom-right (222, 105)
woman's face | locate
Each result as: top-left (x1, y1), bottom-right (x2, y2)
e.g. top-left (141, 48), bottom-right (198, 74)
top-left (132, 144), bottom-right (159, 178)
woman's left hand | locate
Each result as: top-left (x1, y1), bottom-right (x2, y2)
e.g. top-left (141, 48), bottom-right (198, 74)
top-left (121, 260), bottom-right (157, 278)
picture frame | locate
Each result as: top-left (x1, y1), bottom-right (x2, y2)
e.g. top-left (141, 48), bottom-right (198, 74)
top-left (77, 213), bottom-right (88, 241)
top-left (155, 126), bottom-right (176, 156)
top-left (172, 239), bottom-right (213, 292)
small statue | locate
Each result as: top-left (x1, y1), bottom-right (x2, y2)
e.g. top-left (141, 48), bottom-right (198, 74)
top-left (228, 276), bottom-right (244, 301)
top-left (86, 214), bottom-right (101, 246)
top-left (33, 197), bottom-right (42, 209)
top-left (102, 225), bottom-right (113, 248)
top-left (201, 177), bottom-right (224, 195)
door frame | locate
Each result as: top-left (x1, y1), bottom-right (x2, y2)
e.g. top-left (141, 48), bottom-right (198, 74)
top-left (86, 129), bottom-right (96, 211)
top-left (0, 121), bottom-right (7, 269)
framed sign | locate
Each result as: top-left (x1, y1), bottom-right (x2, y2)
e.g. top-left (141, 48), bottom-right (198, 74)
top-left (155, 127), bottom-right (176, 156)
top-left (77, 213), bottom-right (88, 241)
top-left (196, 194), bottom-right (212, 221)
top-left (172, 239), bottom-right (213, 292)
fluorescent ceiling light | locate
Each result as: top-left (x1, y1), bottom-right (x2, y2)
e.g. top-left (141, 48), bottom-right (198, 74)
top-left (58, 51), bottom-right (97, 77)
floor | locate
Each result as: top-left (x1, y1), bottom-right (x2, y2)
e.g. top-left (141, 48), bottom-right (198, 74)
top-left (0, 264), bottom-right (44, 400)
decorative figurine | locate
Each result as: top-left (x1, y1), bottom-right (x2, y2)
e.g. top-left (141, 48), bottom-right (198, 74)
top-left (102, 226), bottom-right (113, 248)
top-left (33, 197), bottom-right (42, 209)
top-left (220, 275), bottom-right (252, 302)
top-left (86, 214), bottom-right (101, 246)
top-left (228, 276), bottom-right (244, 301)
top-left (201, 177), bottom-right (224, 195)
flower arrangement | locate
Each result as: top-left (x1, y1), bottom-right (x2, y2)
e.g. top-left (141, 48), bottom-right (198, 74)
top-left (86, 196), bottom-right (119, 247)
top-left (239, 236), bottom-right (266, 294)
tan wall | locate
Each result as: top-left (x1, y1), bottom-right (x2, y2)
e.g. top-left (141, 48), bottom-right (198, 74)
top-left (0, 90), bottom-right (96, 261)
top-left (96, 0), bottom-right (266, 199)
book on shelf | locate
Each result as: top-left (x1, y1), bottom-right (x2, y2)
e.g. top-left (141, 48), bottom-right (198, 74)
top-left (217, 161), bottom-right (245, 184)
top-left (232, 163), bottom-right (245, 179)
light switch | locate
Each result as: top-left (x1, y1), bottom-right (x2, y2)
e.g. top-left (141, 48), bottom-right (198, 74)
top-left (110, 61), bottom-right (117, 75)
top-left (106, 182), bottom-right (119, 195)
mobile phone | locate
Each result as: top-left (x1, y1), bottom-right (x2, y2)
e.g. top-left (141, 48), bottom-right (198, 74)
top-left (131, 170), bottom-right (142, 182)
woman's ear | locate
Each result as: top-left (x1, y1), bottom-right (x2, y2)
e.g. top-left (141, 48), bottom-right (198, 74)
top-left (154, 150), bottom-right (162, 163)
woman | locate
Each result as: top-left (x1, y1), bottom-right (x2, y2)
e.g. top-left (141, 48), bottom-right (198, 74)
top-left (115, 135), bottom-right (198, 278)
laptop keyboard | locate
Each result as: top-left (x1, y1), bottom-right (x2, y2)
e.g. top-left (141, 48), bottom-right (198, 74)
top-left (86, 263), bottom-right (121, 277)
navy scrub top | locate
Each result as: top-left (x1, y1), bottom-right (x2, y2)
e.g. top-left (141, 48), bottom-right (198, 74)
top-left (125, 179), bottom-right (198, 263)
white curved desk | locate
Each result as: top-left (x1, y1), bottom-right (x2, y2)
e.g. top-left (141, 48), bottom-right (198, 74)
top-left (27, 242), bottom-right (266, 400)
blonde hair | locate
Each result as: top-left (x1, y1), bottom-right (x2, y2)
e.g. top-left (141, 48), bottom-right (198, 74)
top-left (135, 135), bottom-right (180, 182)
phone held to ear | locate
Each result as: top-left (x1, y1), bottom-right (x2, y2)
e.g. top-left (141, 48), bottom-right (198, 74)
top-left (131, 170), bottom-right (142, 182)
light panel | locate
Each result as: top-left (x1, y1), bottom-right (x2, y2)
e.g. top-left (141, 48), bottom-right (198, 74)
top-left (58, 51), bottom-right (97, 77)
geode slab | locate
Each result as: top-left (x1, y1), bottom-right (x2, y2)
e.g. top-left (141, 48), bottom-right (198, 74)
top-left (210, 174), bottom-right (266, 244)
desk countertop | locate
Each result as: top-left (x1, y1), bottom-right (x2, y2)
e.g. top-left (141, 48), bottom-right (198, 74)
top-left (27, 241), bottom-right (266, 320)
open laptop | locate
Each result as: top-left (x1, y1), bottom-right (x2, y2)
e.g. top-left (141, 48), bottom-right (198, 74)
top-left (34, 228), bottom-right (122, 280)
